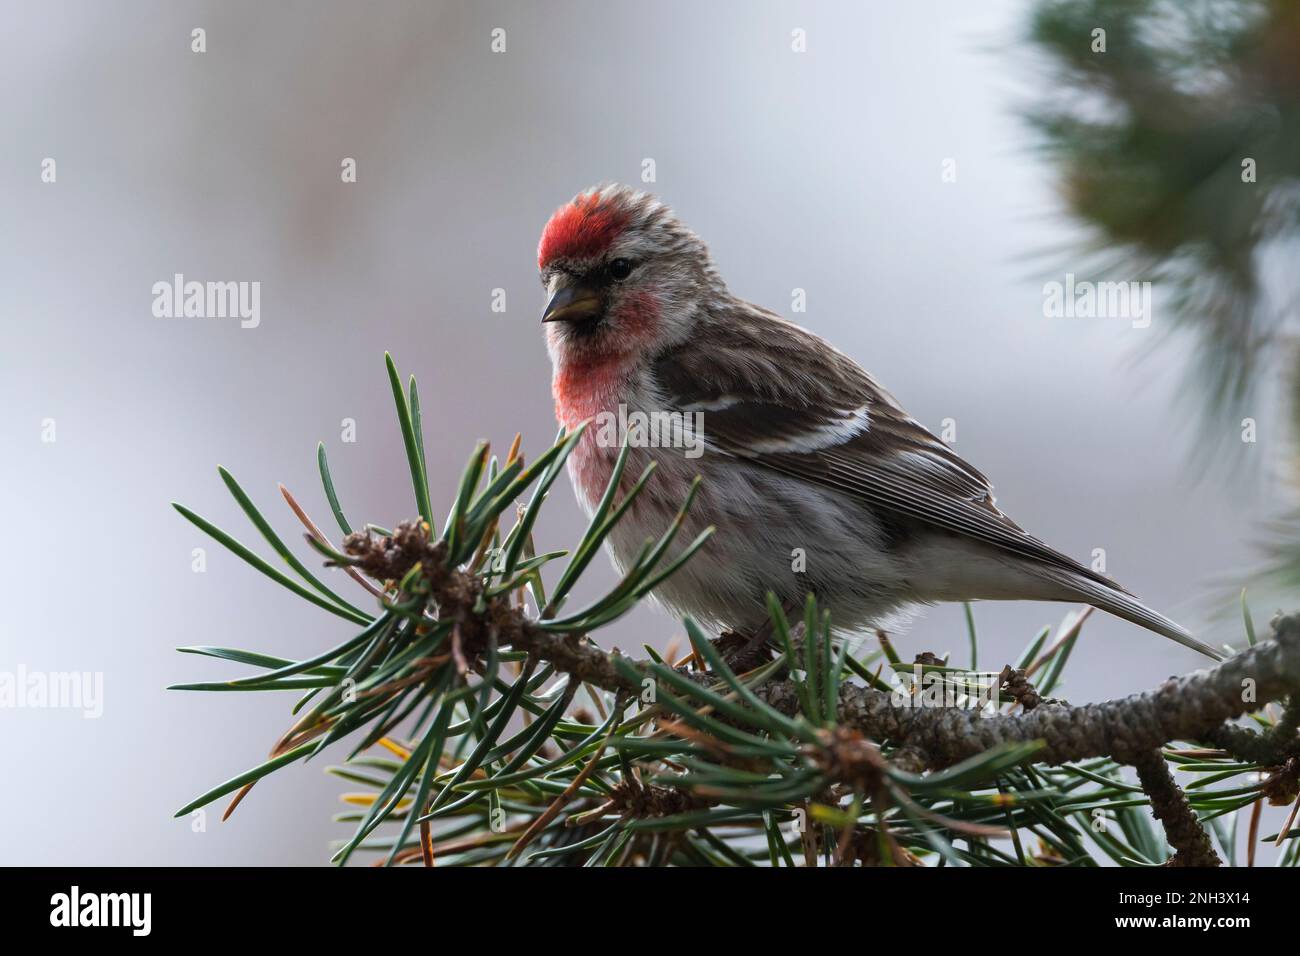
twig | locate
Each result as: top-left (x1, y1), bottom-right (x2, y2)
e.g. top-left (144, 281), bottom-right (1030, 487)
top-left (280, 483), bottom-right (385, 599)
top-left (1129, 748), bottom-right (1221, 867)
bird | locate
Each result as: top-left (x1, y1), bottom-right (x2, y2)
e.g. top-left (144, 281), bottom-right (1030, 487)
top-left (535, 183), bottom-right (1222, 662)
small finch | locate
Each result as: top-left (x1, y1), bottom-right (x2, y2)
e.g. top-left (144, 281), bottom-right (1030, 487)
top-left (536, 183), bottom-right (1222, 661)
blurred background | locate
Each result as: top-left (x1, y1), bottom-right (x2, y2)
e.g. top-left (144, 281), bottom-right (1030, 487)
top-left (2, 0), bottom-right (1296, 864)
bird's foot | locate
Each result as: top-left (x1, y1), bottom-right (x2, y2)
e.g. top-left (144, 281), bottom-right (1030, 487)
top-left (715, 629), bottom-right (775, 673)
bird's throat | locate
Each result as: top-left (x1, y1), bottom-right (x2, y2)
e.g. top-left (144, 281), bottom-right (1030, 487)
top-left (551, 351), bottom-right (637, 429)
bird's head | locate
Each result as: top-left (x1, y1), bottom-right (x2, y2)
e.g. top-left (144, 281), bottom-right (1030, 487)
top-left (537, 184), bottom-right (718, 371)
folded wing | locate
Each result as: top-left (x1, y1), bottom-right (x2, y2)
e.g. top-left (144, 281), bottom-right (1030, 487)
top-left (652, 302), bottom-right (1118, 593)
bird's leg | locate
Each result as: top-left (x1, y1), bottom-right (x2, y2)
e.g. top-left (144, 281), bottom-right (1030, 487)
top-left (726, 596), bottom-right (804, 671)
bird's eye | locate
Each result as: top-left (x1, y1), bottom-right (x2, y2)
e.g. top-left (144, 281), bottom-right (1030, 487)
top-left (609, 258), bottom-right (633, 280)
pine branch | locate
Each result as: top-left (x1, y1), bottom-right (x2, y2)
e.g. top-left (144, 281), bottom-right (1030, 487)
top-left (378, 515), bottom-right (1300, 777)
top-left (362, 518), bottom-right (1300, 865)
top-left (171, 356), bottom-right (1300, 866)
top-left (754, 614), bottom-right (1300, 771)
top-left (1129, 749), bottom-right (1221, 867)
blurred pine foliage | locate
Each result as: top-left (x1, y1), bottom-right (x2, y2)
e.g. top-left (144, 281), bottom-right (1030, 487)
top-left (1028, 0), bottom-right (1300, 596)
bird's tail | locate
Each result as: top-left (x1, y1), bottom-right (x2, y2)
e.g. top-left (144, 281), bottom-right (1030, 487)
top-left (1058, 574), bottom-right (1224, 661)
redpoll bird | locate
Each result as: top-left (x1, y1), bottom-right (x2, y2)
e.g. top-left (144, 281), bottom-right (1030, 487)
top-left (536, 184), bottom-right (1222, 661)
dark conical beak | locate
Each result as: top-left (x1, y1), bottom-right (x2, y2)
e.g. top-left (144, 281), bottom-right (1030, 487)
top-left (542, 283), bottom-right (604, 323)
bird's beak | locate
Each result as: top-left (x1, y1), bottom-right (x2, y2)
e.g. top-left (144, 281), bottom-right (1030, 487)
top-left (542, 283), bottom-right (604, 324)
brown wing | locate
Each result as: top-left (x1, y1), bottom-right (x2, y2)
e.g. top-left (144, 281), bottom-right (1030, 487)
top-left (652, 302), bottom-right (1123, 593)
